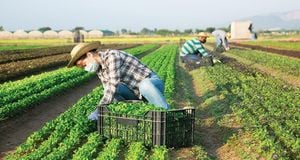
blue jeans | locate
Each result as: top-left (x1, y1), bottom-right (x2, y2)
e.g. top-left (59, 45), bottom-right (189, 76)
top-left (88, 73), bottom-right (169, 120)
top-left (216, 37), bottom-right (229, 49)
top-left (115, 73), bottom-right (169, 109)
top-left (139, 73), bottom-right (169, 109)
top-left (180, 54), bottom-right (201, 63)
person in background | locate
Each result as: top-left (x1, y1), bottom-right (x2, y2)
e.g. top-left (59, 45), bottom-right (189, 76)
top-left (180, 32), bottom-right (218, 70)
top-left (67, 42), bottom-right (170, 120)
top-left (211, 29), bottom-right (230, 51)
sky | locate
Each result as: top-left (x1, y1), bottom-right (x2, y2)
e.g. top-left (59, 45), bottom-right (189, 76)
top-left (0, 0), bottom-right (299, 32)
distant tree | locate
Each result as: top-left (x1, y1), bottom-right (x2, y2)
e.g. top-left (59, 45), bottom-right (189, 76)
top-left (156, 29), bottom-right (172, 36)
top-left (38, 27), bottom-right (52, 33)
top-left (0, 26), bottom-right (4, 31)
top-left (174, 29), bottom-right (181, 35)
top-left (102, 30), bottom-right (115, 36)
top-left (217, 27), bottom-right (230, 32)
top-left (205, 27), bottom-right (215, 33)
top-left (195, 29), bottom-right (204, 33)
top-left (129, 32), bottom-right (138, 35)
top-left (184, 29), bottom-right (193, 34)
top-left (140, 28), bottom-right (153, 35)
top-left (121, 28), bottom-right (127, 34)
top-left (73, 26), bottom-right (84, 31)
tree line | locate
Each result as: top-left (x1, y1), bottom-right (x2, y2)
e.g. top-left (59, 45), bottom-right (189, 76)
top-left (0, 26), bottom-right (231, 36)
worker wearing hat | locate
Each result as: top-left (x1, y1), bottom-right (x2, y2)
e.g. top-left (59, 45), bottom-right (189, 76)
top-left (180, 32), bottom-right (216, 69)
top-left (68, 42), bottom-right (170, 120)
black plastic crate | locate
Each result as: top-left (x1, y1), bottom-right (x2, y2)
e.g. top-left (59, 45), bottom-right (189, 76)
top-left (97, 102), bottom-right (195, 148)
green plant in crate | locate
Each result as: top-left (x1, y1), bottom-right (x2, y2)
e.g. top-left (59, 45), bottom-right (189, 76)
top-left (108, 102), bottom-right (166, 116)
top-left (102, 102), bottom-right (166, 146)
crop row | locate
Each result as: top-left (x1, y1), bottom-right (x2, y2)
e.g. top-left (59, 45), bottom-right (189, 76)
top-left (239, 40), bottom-right (300, 51)
top-left (5, 45), bottom-right (176, 159)
top-left (125, 44), bottom-right (159, 56)
top-left (0, 45), bottom-right (74, 64)
top-left (204, 63), bottom-right (300, 159)
top-left (225, 48), bottom-right (300, 77)
top-left (0, 43), bottom-right (138, 64)
top-left (141, 45), bottom-right (177, 103)
top-left (0, 44), bottom-right (140, 82)
top-left (0, 67), bottom-right (95, 121)
top-left (0, 44), bottom-right (159, 121)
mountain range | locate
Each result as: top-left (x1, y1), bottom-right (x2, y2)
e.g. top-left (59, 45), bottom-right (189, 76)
top-left (239, 10), bottom-right (300, 30)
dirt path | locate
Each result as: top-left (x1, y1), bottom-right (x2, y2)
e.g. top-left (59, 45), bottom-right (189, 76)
top-left (170, 54), bottom-right (250, 159)
top-left (230, 42), bottom-right (300, 59)
top-left (0, 77), bottom-right (101, 158)
top-left (170, 58), bottom-right (229, 159)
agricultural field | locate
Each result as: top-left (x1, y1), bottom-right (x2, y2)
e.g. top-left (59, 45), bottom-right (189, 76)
top-left (238, 40), bottom-right (300, 51)
top-left (0, 37), bottom-right (299, 160)
top-left (0, 43), bottom-right (139, 82)
top-left (230, 41), bottom-right (300, 58)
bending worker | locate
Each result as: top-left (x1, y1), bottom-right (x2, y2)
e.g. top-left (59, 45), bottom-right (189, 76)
top-left (67, 42), bottom-right (169, 120)
top-left (180, 32), bottom-right (216, 69)
top-left (211, 29), bottom-right (230, 51)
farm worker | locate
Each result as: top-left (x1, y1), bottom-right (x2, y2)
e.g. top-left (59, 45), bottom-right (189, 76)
top-left (67, 42), bottom-right (170, 120)
top-left (180, 32), bottom-right (220, 68)
top-left (211, 29), bottom-right (230, 51)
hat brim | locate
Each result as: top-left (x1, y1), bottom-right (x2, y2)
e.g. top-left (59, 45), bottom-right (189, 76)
top-left (67, 42), bottom-right (101, 68)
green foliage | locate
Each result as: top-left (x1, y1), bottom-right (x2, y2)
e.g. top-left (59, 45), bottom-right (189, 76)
top-left (5, 86), bottom-right (103, 160)
top-left (73, 26), bottom-right (84, 31)
top-left (38, 27), bottom-right (52, 33)
top-left (72, 132), bottom-right (104, 160)
top-left (125, 142), bottom-right (147, 160)
top-left (141, 45), bottom-right (177, 103)
top-left (205, 27), bottom-right (215, 33)
top-left (124, 44), bottom-right (159, 56)
top-left (190, 146), bottom-right (213, 160)
top-left (150, 146), bottom-right (169, 160)
top-left (4, 44), bottom-right (177, 160)
top-left (108, 102), bottom-right (165, 116)
top-left (0, 67), bottom-right (95, 121)
top-left (205, 64), bottom-right (300, 159)
top-left (0, 45), bottom-right (46, 51)
top-left (96, 138), bottom-right (123, 160)
top-left (242, 40), bottom-right (300, 51)
top-left (228, 48), bottom-right (300, 77)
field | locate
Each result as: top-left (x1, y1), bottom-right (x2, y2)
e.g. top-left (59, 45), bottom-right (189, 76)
top-left (0, 36), bottom-right (299, 160)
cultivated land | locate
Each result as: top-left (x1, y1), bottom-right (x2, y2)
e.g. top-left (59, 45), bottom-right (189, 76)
top-left (0, 36), bottom-right (299, 160)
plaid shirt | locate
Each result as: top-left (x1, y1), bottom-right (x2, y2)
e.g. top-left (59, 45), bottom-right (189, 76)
top-left (96, 49), bottom-right (152, 105)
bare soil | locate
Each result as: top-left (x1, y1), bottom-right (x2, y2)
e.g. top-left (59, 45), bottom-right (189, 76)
top-left (231, 42), bottom-right (300, 58)
top-left (0, 77), bottom-right (101, 158)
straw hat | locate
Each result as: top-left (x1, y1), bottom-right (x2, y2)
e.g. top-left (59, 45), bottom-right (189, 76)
top-left (67, 42), bottom-right (101, 67)
top-left (198, 32), bottom-right (210, 37)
